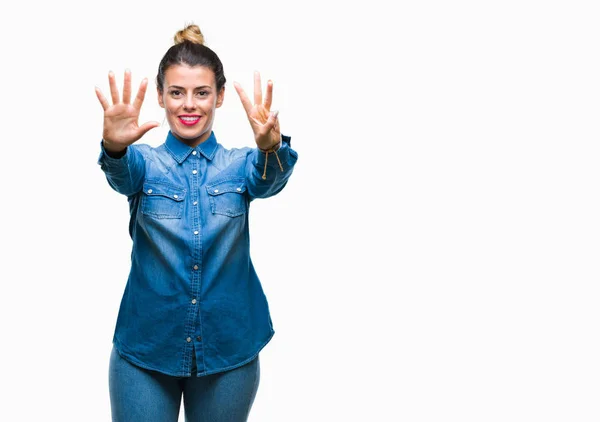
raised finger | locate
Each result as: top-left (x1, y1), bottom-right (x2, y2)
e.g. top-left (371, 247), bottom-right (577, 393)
top-left (233, 82), bottom-right (253, 116)
top-left (254, 71), bottom-right (262, 105)
top-left (95, 86), bottom-right (110, 111)
top-left (133, 78), bottom-right (149, 110)
top-left (108, 71), bottom-right (120, 105)
top-left (122, 69), bottom-right (132, 104)
top-left (264, 80), bottom-right (273, 111)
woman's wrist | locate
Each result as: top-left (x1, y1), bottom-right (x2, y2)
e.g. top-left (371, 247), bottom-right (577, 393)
top-left (102, 139), bottom-right (127, 158)
top-left (258, 135), bottom-right (282, 153)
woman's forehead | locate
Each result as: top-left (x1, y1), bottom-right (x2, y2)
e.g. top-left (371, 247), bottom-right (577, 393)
top-left (164, 64), bottom-right (216, 87)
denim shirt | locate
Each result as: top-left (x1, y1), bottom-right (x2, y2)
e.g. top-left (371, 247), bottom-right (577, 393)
top-left (97, 131), bottom-right (298, 377)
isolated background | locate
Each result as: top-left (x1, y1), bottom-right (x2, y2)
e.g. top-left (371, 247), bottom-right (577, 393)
top-left (1, 0), bottom-right (599, 421)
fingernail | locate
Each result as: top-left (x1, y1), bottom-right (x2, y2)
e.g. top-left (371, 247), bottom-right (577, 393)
top-left (272, 110), bottom-right (279, 118)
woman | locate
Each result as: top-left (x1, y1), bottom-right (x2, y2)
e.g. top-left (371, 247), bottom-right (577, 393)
top-left (95, 23), bottom-right (298, 422)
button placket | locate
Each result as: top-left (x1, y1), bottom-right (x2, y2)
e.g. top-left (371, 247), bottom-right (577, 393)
top-left (184, 154), bottom-right (204, 373)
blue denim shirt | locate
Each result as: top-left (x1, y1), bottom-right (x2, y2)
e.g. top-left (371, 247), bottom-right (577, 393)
top-left (97, 131), bottom-right (297, 377)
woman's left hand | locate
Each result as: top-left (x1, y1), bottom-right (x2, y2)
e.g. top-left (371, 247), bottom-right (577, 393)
top-left (234, 71), bottom-right (281, 151)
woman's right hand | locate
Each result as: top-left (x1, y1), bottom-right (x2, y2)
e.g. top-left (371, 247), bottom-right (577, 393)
top-left (95, 70), bottom-right (160, 153)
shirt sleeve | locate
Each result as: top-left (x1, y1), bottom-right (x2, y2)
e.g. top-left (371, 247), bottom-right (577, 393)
top-left (245, 134), bottom-right (298, 200)
top-left (97, 141), bottom-right (146, 197)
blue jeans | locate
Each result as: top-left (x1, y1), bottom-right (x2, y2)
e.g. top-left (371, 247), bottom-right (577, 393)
top-left (109, 346), bottom-right (260, 422)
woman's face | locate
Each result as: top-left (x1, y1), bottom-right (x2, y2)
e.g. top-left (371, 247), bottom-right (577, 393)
top-left (158, 64), bottom-right (224, 146)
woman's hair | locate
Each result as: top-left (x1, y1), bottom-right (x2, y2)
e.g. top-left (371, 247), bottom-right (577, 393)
top-left (156, 24), bottom-right (226, 93)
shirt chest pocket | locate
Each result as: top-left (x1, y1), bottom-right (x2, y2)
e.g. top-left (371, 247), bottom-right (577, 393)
top-left (141, 180), bottom-right (186, 219)
top-left (206, 178), bottom-right (248, 217)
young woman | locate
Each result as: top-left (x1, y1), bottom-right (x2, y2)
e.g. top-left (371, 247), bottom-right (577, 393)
top-left (95, 23), bottom-right (298, 422)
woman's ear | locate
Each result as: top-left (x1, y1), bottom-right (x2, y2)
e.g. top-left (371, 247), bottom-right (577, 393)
top-left (157, 88), bottom-right (165, 108)
top-left (216, 87), bottom-right (225, 108)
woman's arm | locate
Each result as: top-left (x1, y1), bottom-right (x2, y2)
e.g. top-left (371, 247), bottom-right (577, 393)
top-left (234, 72), bottom-right (298, 199)
top-left (95, 70), bottom-right (159, 196)
top-left (97, 142), bottom-right (147, 197)
top-left (244, 135), bottom-right (298, 199)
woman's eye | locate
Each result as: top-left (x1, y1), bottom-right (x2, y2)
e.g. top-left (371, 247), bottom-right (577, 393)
top-left (170, 90), bottom-right (182, 97)
top-left (197, 91), bottom-right (208, 97)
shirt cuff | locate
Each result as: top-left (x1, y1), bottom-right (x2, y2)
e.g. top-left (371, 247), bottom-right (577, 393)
top-left (97, 140), bottom-right (130, 167)
top-left (255, 135), bottom-right (292, 169)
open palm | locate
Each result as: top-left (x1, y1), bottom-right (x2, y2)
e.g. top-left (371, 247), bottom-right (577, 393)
top-left (95, 70), bottom-right (159, 152)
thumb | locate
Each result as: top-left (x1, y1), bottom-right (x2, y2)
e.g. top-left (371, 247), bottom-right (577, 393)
top-left (138, 121), bottom-right (160, 137)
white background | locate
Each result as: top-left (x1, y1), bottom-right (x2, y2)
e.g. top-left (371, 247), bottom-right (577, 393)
top-left (1, 0), bottom-right (599, 421)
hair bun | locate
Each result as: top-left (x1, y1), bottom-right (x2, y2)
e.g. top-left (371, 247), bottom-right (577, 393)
top-left (174, 24), bottom-right (205, 45)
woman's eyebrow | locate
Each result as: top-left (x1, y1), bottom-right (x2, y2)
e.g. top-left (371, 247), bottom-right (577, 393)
top-left (167, 85), bottom-right (212, 90)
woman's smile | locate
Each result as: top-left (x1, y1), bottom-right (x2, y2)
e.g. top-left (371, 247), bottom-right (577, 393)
top-left (178, 115), bottom-right (202, 126)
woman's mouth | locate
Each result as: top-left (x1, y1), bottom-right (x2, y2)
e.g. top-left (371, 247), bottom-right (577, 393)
top-left (179, 115), bottom-right (201, 126)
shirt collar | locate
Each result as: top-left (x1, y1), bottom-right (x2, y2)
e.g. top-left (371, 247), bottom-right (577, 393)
top-left (165, 131), bottom-right (218, 164)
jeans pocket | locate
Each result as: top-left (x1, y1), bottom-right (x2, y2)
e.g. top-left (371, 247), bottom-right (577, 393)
top-left (141, 180), bottom-right (186, 219)
top-left (206, 178), bottom-right (247, 217)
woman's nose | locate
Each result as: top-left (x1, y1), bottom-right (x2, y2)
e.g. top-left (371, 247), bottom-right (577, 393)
top-left (183, 95), bottom-right (196, 110)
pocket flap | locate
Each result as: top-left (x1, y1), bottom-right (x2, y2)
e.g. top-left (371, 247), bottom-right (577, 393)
top-left (142, 180), bottom-right (186, 201)
top-left (206, 178), bottom-right (246, 196)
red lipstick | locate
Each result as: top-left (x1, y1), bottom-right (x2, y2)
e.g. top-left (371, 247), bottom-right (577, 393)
top-left (178, 115), bottom-right (201, 126)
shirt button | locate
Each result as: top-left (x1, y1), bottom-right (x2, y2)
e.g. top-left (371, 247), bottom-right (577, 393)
top-left (173, 194), bottom-right (178, 199)
top-left (192, 170), bottom-right (197, 175)
top-left (186, 337), bottom-right (192, 343)
top-left (193, 265), bottom-right (199, 270)
top-left (214, 189), bottom-right (219, 193)
top-left (194, 230), bottom-right (199, 235)
top-left (193, 201), bottom-right (198, 206)
top-left (191, 298), bottom-right (197, 304)
top-left (236, 188), bottom-right (242, 192)
top-left (192, 151), bottom-right (197, 155)
top-left (147, 189), bottom-right (153, 194)
top-left (196, 336), bottom-right (202, 341)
